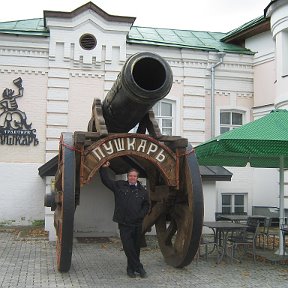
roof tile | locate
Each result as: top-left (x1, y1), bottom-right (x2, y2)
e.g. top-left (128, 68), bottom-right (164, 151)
top-left (0, 18), bottom-right (253, 54)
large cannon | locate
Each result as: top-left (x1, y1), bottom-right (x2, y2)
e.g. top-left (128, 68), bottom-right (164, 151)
top-left (45, 52), bottom-right (204, 272)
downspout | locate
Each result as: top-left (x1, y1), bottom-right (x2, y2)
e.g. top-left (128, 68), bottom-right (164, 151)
top-left (210, 52), bottom-right (225, 138)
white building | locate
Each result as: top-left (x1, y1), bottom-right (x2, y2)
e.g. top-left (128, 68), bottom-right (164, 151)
top-left (0, 1), bottom-right (287, 240)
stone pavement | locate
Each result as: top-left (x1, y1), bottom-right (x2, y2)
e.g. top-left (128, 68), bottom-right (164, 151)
top-left (1, 230), bottom-right (288, 288)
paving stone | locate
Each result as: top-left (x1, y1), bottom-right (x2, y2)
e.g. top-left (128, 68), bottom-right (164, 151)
top-left (1, 231), bottom-right (288, 287)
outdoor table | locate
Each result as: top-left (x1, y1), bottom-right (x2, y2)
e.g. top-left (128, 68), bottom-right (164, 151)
top-left (219, 214), bottom-right (268, 224)
top-left (219, 214), bottom-right (248, 223)
top-left (250, 215), bottom-right (268, 226)
top-left (203, 221), bottom-right (248, 263)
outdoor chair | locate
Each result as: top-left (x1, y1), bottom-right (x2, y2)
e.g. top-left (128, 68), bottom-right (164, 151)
top-left (227, 217), bottom-right (260, 263)
top-left (196, 231), bottom-right (219, 262)
top-left (215, 212), bottom-right (224, 221)
top-left (257, 217), bottom-right (277, 250)
top-left (280, 224), bottom-right (288, 254)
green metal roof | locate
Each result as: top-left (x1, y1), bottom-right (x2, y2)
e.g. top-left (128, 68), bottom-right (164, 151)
top-left (0, 17), bottom-right (253, 54)
top-left (221, 15), bottom-right (268, 42)
top-left (0, 18), bottom-right (49, 37)
top-left (127, 26), bottom-right (254, 54)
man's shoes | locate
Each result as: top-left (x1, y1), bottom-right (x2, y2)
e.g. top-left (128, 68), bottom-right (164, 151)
top-left (127, 269), bottom-right (136, 278)
top-left (138, 267), bottom-right (147, 278)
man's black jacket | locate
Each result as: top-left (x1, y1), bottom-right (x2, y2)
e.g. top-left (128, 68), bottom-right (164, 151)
top-left (99, 167), bottom-right (150, 226)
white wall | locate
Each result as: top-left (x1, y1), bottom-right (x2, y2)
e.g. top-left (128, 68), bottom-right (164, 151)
top-left (74, 172), bottom-right (118, 237)
top-left (245, 31), bottom-right (275, 60)
top-left (202, 181), bottom-right (217, 221)
top-left (252, 168), bottom-right (279, 207)
top-left (0, 163), bottom-right (45, 225)
top-left (216, 166), bottom-right (254, 215)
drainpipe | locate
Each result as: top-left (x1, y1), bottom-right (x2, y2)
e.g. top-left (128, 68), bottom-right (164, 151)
top-left (210, 52), bottom-right (225, 138)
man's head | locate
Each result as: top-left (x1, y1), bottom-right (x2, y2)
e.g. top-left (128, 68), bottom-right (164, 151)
top-left (127, 168), bottom-right (139, 185)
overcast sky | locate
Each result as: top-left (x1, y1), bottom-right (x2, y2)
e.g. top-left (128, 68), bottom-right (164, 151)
top-left (0, 0), bottom-right (271, 33)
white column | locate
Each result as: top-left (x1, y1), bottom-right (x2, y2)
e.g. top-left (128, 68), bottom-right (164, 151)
top-left (267, 0), bottom-right (288, 109)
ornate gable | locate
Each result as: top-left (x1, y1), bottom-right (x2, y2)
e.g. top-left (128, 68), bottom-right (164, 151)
top-left (44, 2), bottom-right (136, 65)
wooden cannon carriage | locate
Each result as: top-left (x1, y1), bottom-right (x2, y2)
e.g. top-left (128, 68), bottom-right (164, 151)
top-left (44, 52), bottom-right (204, 272)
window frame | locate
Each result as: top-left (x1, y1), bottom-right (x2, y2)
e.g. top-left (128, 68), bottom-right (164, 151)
top-left (152, 99), bottom-right (175, 136)
top-left (219, 110), bottom-right (244, 134)
top-left (221, 193), bottom-right (247, 214)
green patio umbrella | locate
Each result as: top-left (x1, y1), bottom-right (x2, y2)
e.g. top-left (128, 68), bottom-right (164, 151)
top-left (195, 109), bottom-right (288, 255)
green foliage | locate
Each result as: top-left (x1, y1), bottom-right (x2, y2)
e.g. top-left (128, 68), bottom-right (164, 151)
top-left (0, 220), bottom-right (16, 226)
top-left (32, 219), bottom-right (45, 227)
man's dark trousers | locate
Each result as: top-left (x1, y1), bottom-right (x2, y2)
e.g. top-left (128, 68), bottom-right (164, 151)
top-left (119, 224), bottom-right (143, 272)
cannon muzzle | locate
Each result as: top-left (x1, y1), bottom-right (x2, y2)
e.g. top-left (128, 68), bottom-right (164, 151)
top-left (102, 52), bottom-right (173, 133)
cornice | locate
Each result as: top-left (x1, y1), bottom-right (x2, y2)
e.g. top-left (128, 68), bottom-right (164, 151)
top-left (168, 59), bottom-right (253, 71)
top-left (0, 47), bottom-right (48, 58)
top-left (168, 59), bottom-right (207, 68)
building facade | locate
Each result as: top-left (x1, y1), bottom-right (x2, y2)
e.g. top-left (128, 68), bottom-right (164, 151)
top-left (0, 1), bottom-right (286, 240)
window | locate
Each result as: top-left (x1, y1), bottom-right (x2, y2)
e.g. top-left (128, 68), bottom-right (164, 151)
top-left (152, 100), bottom-right (174, 136)
top-left (220, 111), bottom-right (243, 134)
top-left (79, 34), bottom-right (97, 50)
top-left (221, 194), bottom-right (247, 214)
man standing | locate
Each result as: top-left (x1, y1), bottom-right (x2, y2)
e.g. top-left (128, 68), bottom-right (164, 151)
top-left (99, 161), bottom-right (150, 278)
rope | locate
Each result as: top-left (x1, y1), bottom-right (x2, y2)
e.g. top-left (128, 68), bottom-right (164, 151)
top-left (61, 142), bottom-right (82, 154)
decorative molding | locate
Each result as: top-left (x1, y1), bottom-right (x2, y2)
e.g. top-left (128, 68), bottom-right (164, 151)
top-left (70, 72), bottom-right (104, 78)
top-left (215, 91), bottom-right (231, 97)
top-left (0, 48), bottom-right (48, 58)
top-left (71, 57), bottom-right (103, 69)
top-left (168, 60), bottom-right (207, 67)
top-left (223, 63), bottom-right (253, 70)
top-left (236, 92), bottom-right (253, 98)
top-left (168, 59), bottom-right (253, 72)
top-left (173, 78), bottom-right (183, 84)
top-left (0, 68), bottom-right (47, 75)
top-left (206, 90), bottom-right (253, 98)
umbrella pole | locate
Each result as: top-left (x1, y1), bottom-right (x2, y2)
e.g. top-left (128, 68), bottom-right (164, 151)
top-left (276, 156), bottom-right (285, 255)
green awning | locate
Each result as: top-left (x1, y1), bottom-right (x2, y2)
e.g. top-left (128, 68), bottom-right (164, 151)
top-left (195, 109), bottom-right (288, 255)
top-left (195, 109), bottom-right (288, 168)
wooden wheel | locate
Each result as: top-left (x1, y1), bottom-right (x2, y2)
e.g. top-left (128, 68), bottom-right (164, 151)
top-left (155, 145), bottom-right (203, 268)
top-left (54, 132), bottom-right (76, 272)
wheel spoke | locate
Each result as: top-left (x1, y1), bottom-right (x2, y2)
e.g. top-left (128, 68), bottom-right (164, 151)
top-left (155, 146), bottom-right (203, 268)
top-left (164, 219), bottom-right (177, 246)
top-left (142, 202), bottom-right (166, 233)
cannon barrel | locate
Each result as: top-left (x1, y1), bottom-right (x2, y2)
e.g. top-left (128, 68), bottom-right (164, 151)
top-left (102, 52), bottom-right (173, 133)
